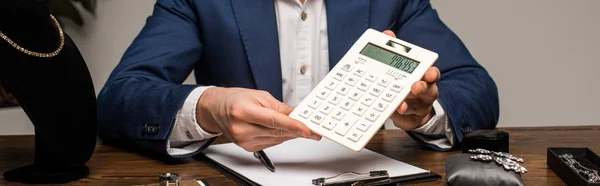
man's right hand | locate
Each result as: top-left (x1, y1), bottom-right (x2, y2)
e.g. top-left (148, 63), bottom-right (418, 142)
top-left (196, 87), bottom-right (321, 152)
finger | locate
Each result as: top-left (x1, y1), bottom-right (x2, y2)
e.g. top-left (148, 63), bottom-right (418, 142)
top-left (405, 91), bottom-right (418, 99)
top-left (258, 94), bottom-right (306, 119)
top-left (282, 106), bottom-right (296, 115)
top-left (254, 90), bottom-right (296, 115)
top-left (410, 81), bottom-right (428, 96)
top-left (383, 30), bottom-right (396, 37)
top-left (397, 98), bottom-right (432, 117)
top-left (251, 125), bottom-right (302, 138)
top-left (413, 83), bottom-right (439, 104)
top-left (389, 112), bottom-right (421, 131)
top-left (422, 67), bottom-right (440, 83)
top-left (397, 101), bottom-right (408, 114)
top-left (244, 106), bottom-right (316, 139)
top-left (424, 83), bottom-right (439, 102)
top-left (229, 123), bottom-right (301, 150)
top-left (278, 103), bottom-right (295, 115)
top-left (265, 96), bottom-right (295, 115)
top-left (410, 81), bottom-right (438, 101)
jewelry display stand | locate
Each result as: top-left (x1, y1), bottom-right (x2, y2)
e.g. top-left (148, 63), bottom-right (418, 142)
top-left (445, 130), bottom-right (526, 186)
top-left (0, 0), bottom-right (97, 184)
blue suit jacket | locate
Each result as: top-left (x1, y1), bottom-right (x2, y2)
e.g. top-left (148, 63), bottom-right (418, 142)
top-left (98, 0), bottom-right (499, 159)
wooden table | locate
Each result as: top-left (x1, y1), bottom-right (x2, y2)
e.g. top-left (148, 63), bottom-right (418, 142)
top-left (1, 127), bottom-right (598, 185)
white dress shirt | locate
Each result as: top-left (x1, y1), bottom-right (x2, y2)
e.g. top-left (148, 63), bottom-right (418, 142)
top-left (166, 0), bottom-right (454, 156)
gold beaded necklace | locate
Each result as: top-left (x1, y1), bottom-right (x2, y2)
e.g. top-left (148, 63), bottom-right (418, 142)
top-left (0, 15), bottom-right (64, 58)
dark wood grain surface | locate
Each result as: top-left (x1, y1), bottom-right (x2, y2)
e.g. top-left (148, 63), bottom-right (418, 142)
top-left (1, 126), bottom-right (599, 185)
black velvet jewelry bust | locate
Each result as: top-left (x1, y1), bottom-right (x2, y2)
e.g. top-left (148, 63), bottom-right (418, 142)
top-left (0, 0), bottom-right (97, 184)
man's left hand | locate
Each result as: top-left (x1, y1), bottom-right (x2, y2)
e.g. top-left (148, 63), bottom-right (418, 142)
top-left (382, 30), bottom-right (441, 131)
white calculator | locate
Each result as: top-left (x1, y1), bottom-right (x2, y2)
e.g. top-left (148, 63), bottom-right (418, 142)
top-left (290, 28), bottom-right (439, 151)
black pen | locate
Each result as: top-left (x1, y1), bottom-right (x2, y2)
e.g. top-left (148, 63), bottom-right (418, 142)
top-left (253, 150), bottom-right (275, 172)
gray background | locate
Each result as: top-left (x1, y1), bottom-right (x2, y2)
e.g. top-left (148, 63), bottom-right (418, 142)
top-left (1, 0), bottom-right (598, 135)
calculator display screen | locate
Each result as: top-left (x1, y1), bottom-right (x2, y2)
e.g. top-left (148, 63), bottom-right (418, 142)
top-left (359, 43), bottom-right (420, 74)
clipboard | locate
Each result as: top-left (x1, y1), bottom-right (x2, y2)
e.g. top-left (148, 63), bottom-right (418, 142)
top-left (195, 138), bottom-right (440, 186)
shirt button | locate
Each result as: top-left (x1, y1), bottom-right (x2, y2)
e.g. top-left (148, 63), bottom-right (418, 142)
top-left (301, 11), bottom-right (307, 21)
top-left (300, 65), bottom-right (308, 74)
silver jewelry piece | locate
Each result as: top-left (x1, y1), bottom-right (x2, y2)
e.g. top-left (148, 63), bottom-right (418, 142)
top-left (468, 148), bottom-right (527, 174)
top-left (493, 151), bottom-right (525, 163)
top-left (470, 154), bottom-right (493, 162)
top-left (515, 166), bottom-right (528, 174)
top-left (494, 157), bottom-right (528, 174)
top-left (468, 148), bottom-right (492, 154)
top-left (560, 154), bottom-right (600, 182)
top-left (468, 149), bottom-right (524, 163)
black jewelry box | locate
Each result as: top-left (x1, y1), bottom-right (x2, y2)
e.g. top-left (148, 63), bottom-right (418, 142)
top-left (547, 147), bottom-right (600, 186)
top-left (462, 130), bottom-right (509, 153)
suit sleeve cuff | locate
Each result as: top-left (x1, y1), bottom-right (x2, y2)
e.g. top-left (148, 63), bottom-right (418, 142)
top-left (410, 100), bottom-right (454, 150)
top-left (167, 86), bottom-right (222, 156)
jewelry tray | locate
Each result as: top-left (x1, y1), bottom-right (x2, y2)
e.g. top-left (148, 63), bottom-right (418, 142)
top-left (547, 147), bottom-right (600, 186)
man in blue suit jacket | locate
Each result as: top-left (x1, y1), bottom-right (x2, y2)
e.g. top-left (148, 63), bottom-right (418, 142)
top-left (98, 0), bottom-right (499, 159)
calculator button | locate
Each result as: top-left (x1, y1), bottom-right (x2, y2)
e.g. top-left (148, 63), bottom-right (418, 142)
top-left (316, 90), bottom-right (331, 100)
top-left (340, 100), bottom-right (355, 111)
top-left (348, 128), bottom-right (363, 142)
top-left (365, 73), bottom-right (378, 82)
top-left (318, 104), bottom-right (334, 115)
top-left (366, 111), bottom-right (380, 122)
top-left (356, 80), bottom-right (371, 92)
top-left (352, 105), bottom-right (367, 116)
top-left (327, 95), bottom-right (342, 106)
top-left (344, 76), bottom-right (358, 86)
top-left (332, 109), bottom-right (346, 120)
top-left (386, 69), bottom-right (401, 78)
top-left (348, 89), bottom-right (363, 101)
top-left (333, 71), bottom-right (347, 81)
top-left (356, 120), bottom-right (371, 132)
top-left (336, 85), bottom-right (350, 96)
top-left (307, 99), bottom-right (321, 109)
top-left (341, 63), bottom-right (354, 72)
top-left (373, 101), bottom-right (388, 112)
top-left (377, 77), bottom-right (391, 88)
top-left (325, 81), bottom-right (339, 90)
top-left (390, 83), bottom-right (404, 92)
top-left (310, 113), bottom-right (325, 124)
top-left (361, 96), bottom-right (375, 107)
top-left (356, 57), bottom-right (367, 64)
top-left (335, 116), bottom-right (358, 136)
top-left (353, 68), bottom-right (366, 77)
top-left (322, 119), bottom-right (337, 130)
top-left (298, 109), bottom-right (313, 119)
top-left (381, 91), bottom-right (397, 102)
top-left (369, 86), bottom-right (383, 97)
